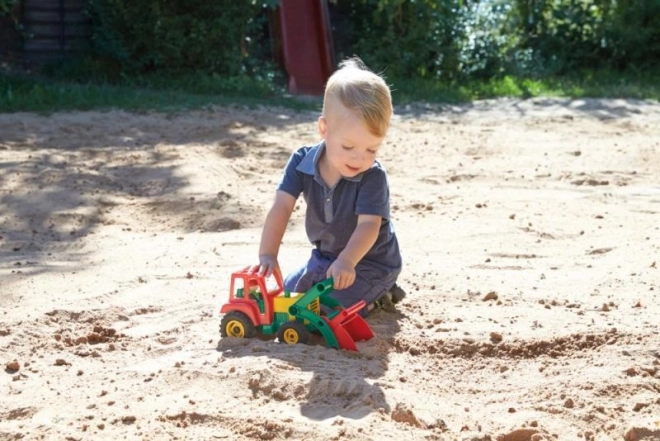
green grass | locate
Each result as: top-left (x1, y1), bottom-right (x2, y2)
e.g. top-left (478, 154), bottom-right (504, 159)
top-left (0, 70), bottom-right (316, 113)
top-left (1, 67), bottom-right (659, 113)
top-left (391, 70), bottom-right (660, 104)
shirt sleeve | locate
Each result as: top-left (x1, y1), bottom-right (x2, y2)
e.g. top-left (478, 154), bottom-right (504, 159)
top-left (355, 166), bottom-right (390, 220)
top-left (276, 149), bottom-right (304, 198)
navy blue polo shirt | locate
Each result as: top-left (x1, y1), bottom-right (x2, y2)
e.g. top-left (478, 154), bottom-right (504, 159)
top-left (277, 142), bottom-right (402, 272)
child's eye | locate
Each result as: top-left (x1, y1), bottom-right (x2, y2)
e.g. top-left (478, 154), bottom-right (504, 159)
top-left (367, 149), bottom-right (377, 154)
top-left (342, 145), bottom-right (353, 150)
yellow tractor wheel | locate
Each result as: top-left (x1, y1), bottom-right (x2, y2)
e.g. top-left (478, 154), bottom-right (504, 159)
top-left (277, 321), bottom-right (310, 345)
top-left (220, 311), bottom-right (256, 339)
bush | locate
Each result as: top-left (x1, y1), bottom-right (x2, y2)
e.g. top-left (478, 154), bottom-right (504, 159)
top-left (605, 0), bottom-right (660, 71)
top-left (331, 0), bottom-right (464, 80)
top-left (331, 0), bottom-right (660, 81)
top-left (512, 0), bottom-right (660, 75)
top-left (85, 0), bottom-right (276, 78)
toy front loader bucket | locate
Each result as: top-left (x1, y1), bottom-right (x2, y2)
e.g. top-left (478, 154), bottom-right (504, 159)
top-left (323, 300), bottom-right (374, 351)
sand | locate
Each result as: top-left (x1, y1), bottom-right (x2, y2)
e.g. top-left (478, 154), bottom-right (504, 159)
top-left (1, 97), bottom-right (659, 440)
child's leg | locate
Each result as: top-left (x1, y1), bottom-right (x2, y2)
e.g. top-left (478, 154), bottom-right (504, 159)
top-left (330, 274), bottom-right (385, 310)
top-left (283, 249), bottom-right (332, 293)
top-left (284, 250), bottom-right (401, 315)
top-left (330, 264), bottom-right (400, 315)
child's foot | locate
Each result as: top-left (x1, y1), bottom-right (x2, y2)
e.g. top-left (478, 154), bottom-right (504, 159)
top-left (373, 291), bottom-right (396, 313)
top-left (388, 283), bottom-right (406, 304)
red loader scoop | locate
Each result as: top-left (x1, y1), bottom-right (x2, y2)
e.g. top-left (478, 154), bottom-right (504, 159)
top-left (323, 300), bottom-right (374, 352)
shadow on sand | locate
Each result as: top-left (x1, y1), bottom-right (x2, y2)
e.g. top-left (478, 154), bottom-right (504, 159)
top-left (216, 308), bottom-right (405, 421)
top-left (0, 107), bottom-right (313, 281)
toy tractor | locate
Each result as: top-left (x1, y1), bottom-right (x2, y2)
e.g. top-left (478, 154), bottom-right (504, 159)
top-left (219, 267), bottom-right (374, 351)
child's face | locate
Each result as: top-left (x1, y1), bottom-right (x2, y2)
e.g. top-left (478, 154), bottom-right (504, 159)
top-left (318, 103), bottom-right (385, 179)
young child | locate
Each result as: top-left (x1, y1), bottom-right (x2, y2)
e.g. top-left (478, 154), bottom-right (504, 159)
top-left (255, 57), bottom-right (405, 316)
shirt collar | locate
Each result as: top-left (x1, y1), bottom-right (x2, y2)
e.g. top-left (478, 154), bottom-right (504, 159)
top-left (296, 141), bottom-right (364, 183)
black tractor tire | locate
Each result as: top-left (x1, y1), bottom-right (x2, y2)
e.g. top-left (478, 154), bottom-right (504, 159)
top-left (277, 321), bottom-right (310, 345)
top-left (220, 311), bottom-right (256, 339)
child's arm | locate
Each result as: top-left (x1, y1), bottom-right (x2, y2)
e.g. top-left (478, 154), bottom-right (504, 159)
top-left (257, 190), bottom-right (297, 277)
top-left (327, 214), bottom-right (381, 290)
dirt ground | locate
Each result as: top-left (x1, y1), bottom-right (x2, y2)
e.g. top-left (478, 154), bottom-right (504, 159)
top-left (1, 98), bottom-right (659, 441)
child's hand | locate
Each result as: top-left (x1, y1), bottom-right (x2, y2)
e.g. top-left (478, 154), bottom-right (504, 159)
top-left (327, 258), bottom-right (356, 290)
top-left (257, 254), bottom-right (279, 278)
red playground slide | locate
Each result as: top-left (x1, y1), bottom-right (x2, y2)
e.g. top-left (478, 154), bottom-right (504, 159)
top-left (275, 0), bottom-right (335, 95)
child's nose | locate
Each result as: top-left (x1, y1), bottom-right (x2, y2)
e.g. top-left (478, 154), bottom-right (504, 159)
top-left (354, 150), bottom-right (368, 163)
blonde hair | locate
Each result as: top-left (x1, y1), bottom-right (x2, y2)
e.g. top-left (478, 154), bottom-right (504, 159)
top-left (322, 57), bottom-right (392, 138)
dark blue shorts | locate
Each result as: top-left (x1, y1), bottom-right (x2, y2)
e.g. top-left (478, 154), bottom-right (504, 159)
top-left (284, 249), bottom-right (400, 315)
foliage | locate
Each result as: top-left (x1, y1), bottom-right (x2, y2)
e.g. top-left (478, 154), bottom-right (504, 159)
top-left (84, 0), bottom-right (277, 79)
top-left (0, 0), bottom-right (20, 30)
top-left (331, 0), bottom-right (464, 80)
top-left (457, 0), bottom-right (517, 78)
top-left (508, 0), bottom-right (660, 74)
top-left (332, 0), bottom-right (528, 81)
top-left (604, 0), bottom-right (660, 71)
top-left (332, 0), bottom-right (660, 82)
top-left (0, 0), bottom-right (18, 16)
top-left (513, 0), bottom-right (608, 73)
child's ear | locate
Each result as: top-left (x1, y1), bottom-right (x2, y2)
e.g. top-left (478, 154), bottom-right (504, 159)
top-left (317, 116), bottom-right (327, 139)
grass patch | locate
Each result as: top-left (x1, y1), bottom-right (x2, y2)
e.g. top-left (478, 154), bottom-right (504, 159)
top-left (1, 67), bottom-right (659, 114)
top-left (0, 68), bottom-right (314, 113)
top-left (1, 74), bottom-right (225, 113)
top-left (390, 70), bottom-right (660, 104)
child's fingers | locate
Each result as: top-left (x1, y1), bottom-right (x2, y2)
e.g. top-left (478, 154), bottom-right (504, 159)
top-left (329, 272), bottom-right (355, 290)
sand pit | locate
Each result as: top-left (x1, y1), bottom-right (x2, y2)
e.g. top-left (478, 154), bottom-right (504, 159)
top-left (1, 98), bottom-right (659, 440)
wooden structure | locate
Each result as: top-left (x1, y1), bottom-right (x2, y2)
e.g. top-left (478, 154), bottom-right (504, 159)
top-left (1, 0), bottom-right (90, 64)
